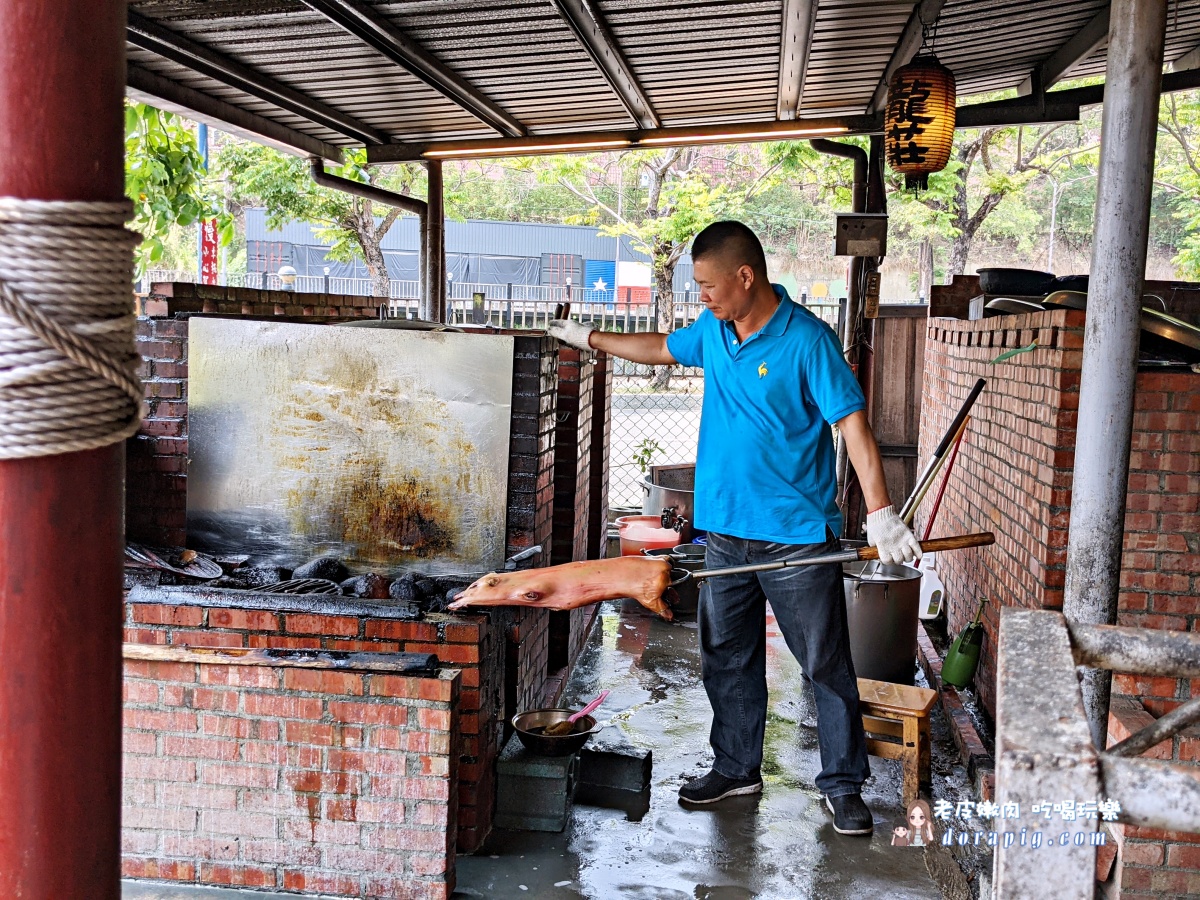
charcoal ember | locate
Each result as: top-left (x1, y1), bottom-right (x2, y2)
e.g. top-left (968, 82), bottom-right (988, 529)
top-left (293, 556), bottom-right (349, 582)
top-left (423, 589), bottom-right (453, 613)
top-left (208, 574), bottom-right (250, 589)
top-left (415, 577), bottom-right (440, 600)
top-left (340, 573), bottom-right (391, 600)
top-left (237, 565), bottom-right (293, 588)
top-left (388, 574), bottom-right (419, 604)
top-left (433, 574), bottom-right (475, 594)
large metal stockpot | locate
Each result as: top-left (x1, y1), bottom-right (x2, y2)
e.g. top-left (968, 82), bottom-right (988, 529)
top-left (842, 561), bottom-right (922, 685)
top-left (639, 465), bottom-right (695, 543)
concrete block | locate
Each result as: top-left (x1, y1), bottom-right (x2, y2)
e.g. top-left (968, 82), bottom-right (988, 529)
top-left (579, 728), bottom-right (652, 793)
top-left (493, 732), bottom-right (578, 832)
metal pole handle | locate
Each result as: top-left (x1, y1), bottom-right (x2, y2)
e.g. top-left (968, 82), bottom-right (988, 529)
top-left (690, 532), bottom-right (995, 581)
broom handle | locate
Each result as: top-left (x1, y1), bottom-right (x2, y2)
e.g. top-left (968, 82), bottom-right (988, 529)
top-left (900, 378), bottom-right (985, 520)
top-left (921, 423), bottom-right (969, 541)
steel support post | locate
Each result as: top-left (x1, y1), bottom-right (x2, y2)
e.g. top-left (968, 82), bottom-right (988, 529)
top-left (1063, 0), bottom-right (1168, 750)
top-left (423, 159), bottom-right (445, 323)
top-left (0, 1), bottom-right (127, 897)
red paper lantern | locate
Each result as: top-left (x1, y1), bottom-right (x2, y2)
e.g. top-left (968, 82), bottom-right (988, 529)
top-left (885, 55), bottom-right (957, 191)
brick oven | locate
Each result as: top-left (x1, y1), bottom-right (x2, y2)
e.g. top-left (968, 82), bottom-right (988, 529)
top-left (122, 284), bottom-right (611, 897)
top-left (919, 307), bottom-right (1200, 897)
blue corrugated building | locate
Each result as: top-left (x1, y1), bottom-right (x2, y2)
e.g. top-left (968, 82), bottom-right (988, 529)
top-left (245, 209), bottom-right (695, 296)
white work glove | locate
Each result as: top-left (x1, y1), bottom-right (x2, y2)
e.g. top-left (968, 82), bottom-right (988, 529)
top-left (866, 505), bottom-right (922, 565)
top-left (546, 319), bottom-right (595, 350)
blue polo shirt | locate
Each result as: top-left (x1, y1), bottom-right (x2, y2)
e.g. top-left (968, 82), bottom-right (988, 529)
top-left (665, 285), bottom-right (865, 543)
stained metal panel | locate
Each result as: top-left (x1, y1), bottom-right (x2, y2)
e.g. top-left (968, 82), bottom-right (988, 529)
top-left (186, 319), bottom-right (515, 574)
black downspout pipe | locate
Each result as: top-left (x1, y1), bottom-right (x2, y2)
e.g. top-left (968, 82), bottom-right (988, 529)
top-left (309, 157), bottom-right (428, 315)
top-left (810, 138), bottom-right (867, 214)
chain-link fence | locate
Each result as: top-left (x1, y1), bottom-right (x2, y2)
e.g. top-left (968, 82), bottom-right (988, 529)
top-left (430, 293), bottom-right (843, 508)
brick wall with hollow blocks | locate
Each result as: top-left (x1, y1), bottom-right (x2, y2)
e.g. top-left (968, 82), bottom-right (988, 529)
top-left (122, 651), bottom-right (460, 900)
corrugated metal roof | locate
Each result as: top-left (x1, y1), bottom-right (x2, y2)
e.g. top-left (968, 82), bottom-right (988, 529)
top-left (127, 0), bottom-right (1200, 157)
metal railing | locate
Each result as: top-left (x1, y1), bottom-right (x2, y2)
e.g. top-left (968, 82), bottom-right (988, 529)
top-left (993, 609), bottom-right (1200, 898)
top-left (143, 269), bottom-right (849, 332)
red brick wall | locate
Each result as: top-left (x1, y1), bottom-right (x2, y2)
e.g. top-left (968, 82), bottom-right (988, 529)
top-left (127, 317), bottom-right (190, 547)
top-left (1105, 697), bottom-right (1200, 898)
top-left (925, 311), bottom-right (1200, 900)
top-left (124, 601), bottom-right (498, 852)
top-left (141, 281), bottom-right (383, 318)
top-left (918, 310), bottom-right (1200, 716)
top-left (122, 648), bottom-right (459, 900)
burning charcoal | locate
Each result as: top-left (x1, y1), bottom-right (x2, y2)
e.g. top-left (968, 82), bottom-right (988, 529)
top-left (238, 565), bottom-right (294, 588)
top-left (340, 573), bottom-right (392, 600)
top-left (423, 590), bottom-right (452, 613)
top-left (208, 574), bottom-right (250, 590)
top-left (415, 577), bottom-right (440, 599)
top-left (433, 575), bottom-right (474, 594)
top-left (389, 575), bottom-right (419, 604)
top-left (293, 556), bottom-right (349, 582)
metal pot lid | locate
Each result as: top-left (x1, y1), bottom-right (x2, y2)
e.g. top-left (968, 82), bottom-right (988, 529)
top-left (1041, 290), bottom-right (1088, 310)
top-left (983, 297), bottom-right (1045, 317)
top-left (1141, 307), bottom-right (1200, 352)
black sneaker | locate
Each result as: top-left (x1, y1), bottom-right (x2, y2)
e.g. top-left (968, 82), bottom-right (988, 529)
top-left (678, 769), bottom-right (763, 805)
top-left (824, 793), bottom-right (873, 835)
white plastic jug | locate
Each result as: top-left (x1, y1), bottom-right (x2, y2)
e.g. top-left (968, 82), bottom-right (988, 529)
top-left (918, 552), bottom-right (944, 620)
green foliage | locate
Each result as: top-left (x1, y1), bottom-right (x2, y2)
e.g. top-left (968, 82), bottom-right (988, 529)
top-left (214, 144), bottom-right (423, 265)
top-left (631, 438), bottom-right (664, 474)
top-left (124, 102), bottom-right (230, 272)
top-left (1156, 91), bottom-right (1200, 279)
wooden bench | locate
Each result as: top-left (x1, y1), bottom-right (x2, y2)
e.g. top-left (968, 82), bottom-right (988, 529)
top-left (858, 677), bottom-right (937, 805)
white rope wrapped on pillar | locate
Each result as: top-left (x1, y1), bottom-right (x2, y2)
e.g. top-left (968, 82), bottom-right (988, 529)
top-left (0, 198), bottom-right (142, 459)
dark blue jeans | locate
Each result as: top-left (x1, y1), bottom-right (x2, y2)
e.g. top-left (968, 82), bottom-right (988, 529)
top-left (699, 530), bottom-right (870, 797)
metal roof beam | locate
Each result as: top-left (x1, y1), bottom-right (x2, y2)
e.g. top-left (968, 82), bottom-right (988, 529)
top-left (367, 114), bottom-right (878, 163)
top-left (127, 10), bottom-right (387, 146)
top-left (1171, 41), bottom-right (1200, 73)
top-left (957, 66), bottom-right (1200, 129)
top-left (550, 0), bottom-right (661, 129)
top-left (298, 0), bottom-right (526, 138)
top-left (127, 65), bottom-right (344, 163)
top-left (776, 0), bottom-right (819, 120)
top-left (1016, 4), bottom-right (1110, 96)
top-left (867, 0), bottom-right (947, 115)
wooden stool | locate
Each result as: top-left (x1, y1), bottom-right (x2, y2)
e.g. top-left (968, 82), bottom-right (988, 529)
top-left (857, 677), bottom-right (937, 805)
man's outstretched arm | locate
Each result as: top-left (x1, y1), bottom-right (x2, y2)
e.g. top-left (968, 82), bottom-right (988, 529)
top-left (547, 320), bottom-right (676, 366)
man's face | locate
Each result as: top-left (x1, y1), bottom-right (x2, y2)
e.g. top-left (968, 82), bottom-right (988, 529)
top-left (693, 256), bottom-right (755, 321)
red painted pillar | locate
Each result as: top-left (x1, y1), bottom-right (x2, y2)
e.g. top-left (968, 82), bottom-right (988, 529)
top-left (0, 2), bottom-right (128, 897)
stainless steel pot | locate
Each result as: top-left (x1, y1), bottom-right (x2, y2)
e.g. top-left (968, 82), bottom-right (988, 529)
top-left (639, 475), bottom-right (694, 543)
top-left (842, 561), bottom-right (922, 685)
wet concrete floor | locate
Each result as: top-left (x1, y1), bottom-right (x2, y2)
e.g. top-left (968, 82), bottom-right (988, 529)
top-left (453, 599), bottom-right (944, 900)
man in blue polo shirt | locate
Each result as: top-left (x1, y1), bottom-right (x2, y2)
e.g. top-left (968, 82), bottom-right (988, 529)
top-left (548, 221), bottom-right (920, 836)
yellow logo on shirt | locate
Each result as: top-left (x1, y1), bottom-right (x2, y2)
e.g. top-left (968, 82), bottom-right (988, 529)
top-left (758, 361), bottom-right (768, 378)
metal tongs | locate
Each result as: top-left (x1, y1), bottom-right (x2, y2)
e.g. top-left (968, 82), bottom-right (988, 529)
top-left (683, 532), bottom-right (995, 582)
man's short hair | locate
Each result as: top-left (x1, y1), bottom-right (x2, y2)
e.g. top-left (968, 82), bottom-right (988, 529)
top-left (692, 221), bottom-right (767, 275)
